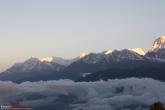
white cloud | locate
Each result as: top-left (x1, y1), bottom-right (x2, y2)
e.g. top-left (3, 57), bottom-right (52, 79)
top-left (0, 78), bottom-right (165, 110)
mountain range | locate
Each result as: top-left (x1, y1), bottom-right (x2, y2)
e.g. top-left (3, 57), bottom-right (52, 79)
top-left (0, 36), bottom-right (165, 83)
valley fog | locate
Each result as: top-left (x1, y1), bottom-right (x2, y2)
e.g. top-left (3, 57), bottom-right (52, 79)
top-left (0, 78), bottom-right (165, 110)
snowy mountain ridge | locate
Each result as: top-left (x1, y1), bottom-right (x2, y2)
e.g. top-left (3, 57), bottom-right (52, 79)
top-left (2, 36), bottom-right (165, 74)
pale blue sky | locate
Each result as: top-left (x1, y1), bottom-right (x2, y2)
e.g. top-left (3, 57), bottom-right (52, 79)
top-left (0, 0), bottom-right (165, 71)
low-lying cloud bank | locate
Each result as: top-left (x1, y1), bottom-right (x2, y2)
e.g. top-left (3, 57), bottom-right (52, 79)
top-left (0, 78), bottom-right (165, 110)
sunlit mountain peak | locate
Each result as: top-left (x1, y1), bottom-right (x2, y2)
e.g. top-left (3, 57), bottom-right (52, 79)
top-left (160, 36), bottom-right (165, 42)
top-left (40, 56), bottom-right (55, 62)
top-left (130, 48), bottom-right (145, 56)
top-left (105, 49), bottom-right (113, 55)
top-left (80, 52), bottom-right (90, 58)
top-left (150, 36), bottom-right (165, 52)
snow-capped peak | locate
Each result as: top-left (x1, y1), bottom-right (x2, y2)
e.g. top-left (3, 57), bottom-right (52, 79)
top-left (105, 49), bottom-right (113, 55)
top-left (150, 36), bottom-right (165, 52)
top-left (111, 49), bottom-right (143, 60)
top-left (80, 52), bottom-right (90, 58)
top-left (40, 56), bottom-right (78, 66)
top-left (24, 57), bottom-right (41, 65)
top-left (6, 57), bottom-right (65, 73)
top-left (40, 56), bottom-right (55, 62)
top-left (130, 48), bottom-right (145, 56)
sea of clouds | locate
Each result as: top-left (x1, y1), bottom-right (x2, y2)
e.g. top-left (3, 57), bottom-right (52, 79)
top-left (0, 78), bottom-right (165, 110)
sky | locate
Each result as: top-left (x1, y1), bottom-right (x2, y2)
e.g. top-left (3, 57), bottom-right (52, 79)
top-left (0, 0), bottom-right (165, 71)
